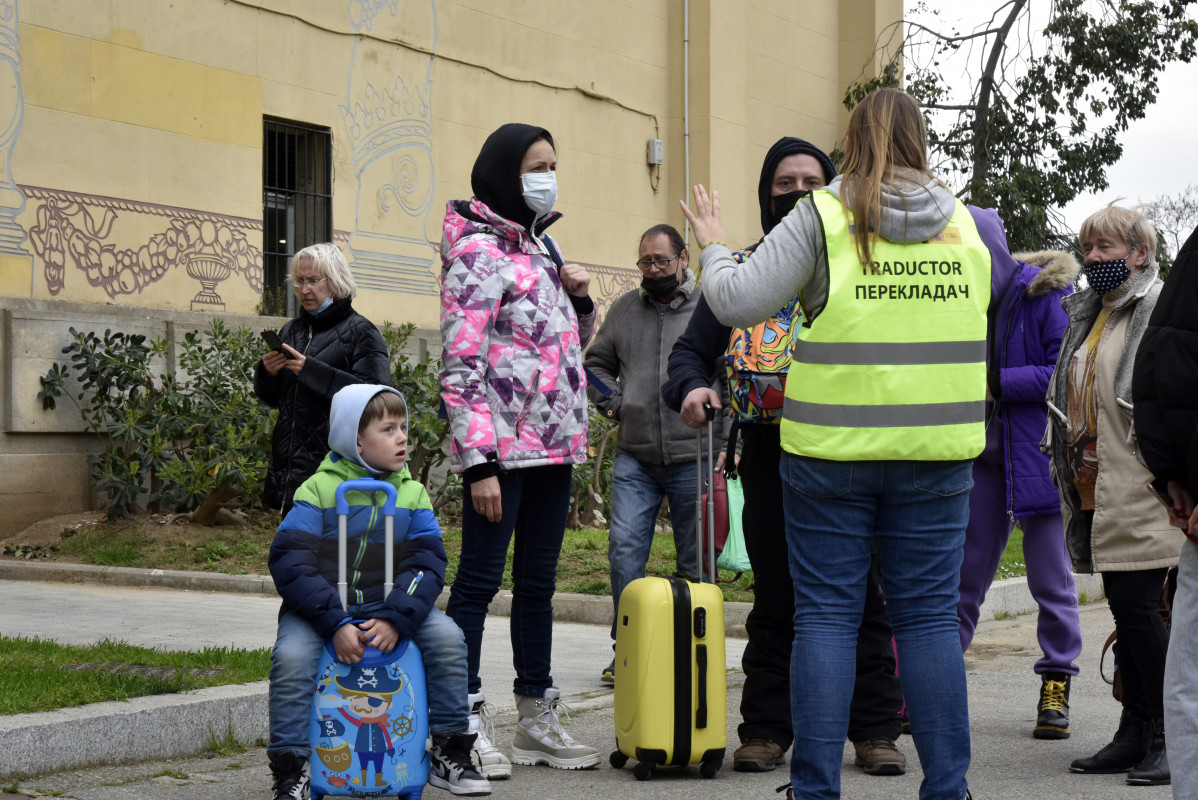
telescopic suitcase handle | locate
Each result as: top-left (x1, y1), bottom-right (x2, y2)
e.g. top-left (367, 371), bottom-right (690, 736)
top-left (693, 403), bottom-right (717, 584)
top-left (334, 479), bottom-right (398, 611)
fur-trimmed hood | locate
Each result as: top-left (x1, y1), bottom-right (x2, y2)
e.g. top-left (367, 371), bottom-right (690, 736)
top-left (1013, 249), bottom-right (1081, 298)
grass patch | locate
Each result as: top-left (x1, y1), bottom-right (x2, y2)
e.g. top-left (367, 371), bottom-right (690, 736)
top-left (0, 635), bottom-right (270, 716)
top-left (207, 721), bottom-right (249, 756)
top-left (153, 770), bottom-right (188, 780)
top-left (442, 526), bottom-right (755, 603)
top-left (994, 526), bottom-right (1028, 580)
top-left (9, 511), bottom-right (756, 603)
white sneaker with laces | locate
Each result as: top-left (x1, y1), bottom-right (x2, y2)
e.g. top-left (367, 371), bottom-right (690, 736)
top-left (510, 687), bottom-right (601, 770)
top-left (467, 692), bottom-right (512, 779)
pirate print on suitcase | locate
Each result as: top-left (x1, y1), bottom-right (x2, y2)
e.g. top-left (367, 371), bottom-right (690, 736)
top-left (309, 479), bottom-right (429, 800)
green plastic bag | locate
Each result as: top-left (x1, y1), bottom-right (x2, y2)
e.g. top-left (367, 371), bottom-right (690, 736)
top-left (717, 476), bottom-right (752, 573)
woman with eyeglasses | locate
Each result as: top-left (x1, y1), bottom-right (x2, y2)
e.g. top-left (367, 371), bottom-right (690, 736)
top-left (254, 242), bottom-right (391, 516)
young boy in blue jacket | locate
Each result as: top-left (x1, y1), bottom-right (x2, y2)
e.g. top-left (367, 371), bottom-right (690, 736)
top-left (266, 384), bottom-right (489, 800)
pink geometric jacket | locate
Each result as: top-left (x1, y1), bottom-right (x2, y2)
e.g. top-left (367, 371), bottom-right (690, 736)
top-left (439, 197), bottom-right (596, 474)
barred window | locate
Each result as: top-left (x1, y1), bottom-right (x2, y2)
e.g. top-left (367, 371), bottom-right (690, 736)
top-left (263, 118), bottom-right (332, 315)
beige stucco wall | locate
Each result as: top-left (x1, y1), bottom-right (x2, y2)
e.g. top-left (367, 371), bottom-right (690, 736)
top-left (0, 0), bottom-right (902, 530)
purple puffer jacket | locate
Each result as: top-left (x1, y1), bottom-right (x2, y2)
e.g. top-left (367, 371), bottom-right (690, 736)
top-left (983, 250), bottom-right (1079, 517)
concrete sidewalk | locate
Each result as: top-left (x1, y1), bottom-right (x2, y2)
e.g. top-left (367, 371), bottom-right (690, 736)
top-left (0, 561), bottom-right (1105, 785)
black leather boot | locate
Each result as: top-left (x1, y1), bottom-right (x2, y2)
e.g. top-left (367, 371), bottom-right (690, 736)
top-left (1068, 709), bottom-right (1152, 774)
top-left (1126, 718), bottom-right (1170, 786)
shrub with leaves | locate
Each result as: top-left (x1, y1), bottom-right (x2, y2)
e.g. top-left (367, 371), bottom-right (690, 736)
top-left (381, 322), bottom-right (460, 517)
top-left (570, 407), bottom-right (617, 529)
top-left (38, 321), bottom-right (277, 523)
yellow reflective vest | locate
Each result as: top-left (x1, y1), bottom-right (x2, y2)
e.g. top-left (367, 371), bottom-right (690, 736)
top-left (780, 189), bottom-right (992, 461)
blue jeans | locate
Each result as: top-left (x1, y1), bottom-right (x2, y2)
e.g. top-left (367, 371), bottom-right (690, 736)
top-left (267, 603), bottom-right (468, 756)
top-left (608, 454), bottom-right (702, 639)
top-left (781, 454), bottom-right (972, 800)
top-left (447, 464), bottom-right (573, 697)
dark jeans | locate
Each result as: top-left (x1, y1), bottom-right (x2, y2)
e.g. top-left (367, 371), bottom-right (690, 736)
top-left (446, 464), bottom-right (573, 697)
top-left (736, 425), bottom-right (902, 747)
top-left (1103, 567), bottom-right (1171, 720)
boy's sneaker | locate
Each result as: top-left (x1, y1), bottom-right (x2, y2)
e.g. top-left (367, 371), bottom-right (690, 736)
top-left (468, 692), bottom-right (512, 779)
top-left (601, 658), bottom-right (615, 684)
top-left (511, 687), bottom-right (601, 769)
top-left (429, 733), bottom-right (492, 796)
top-left (268, 752), bottom-right (310, 800)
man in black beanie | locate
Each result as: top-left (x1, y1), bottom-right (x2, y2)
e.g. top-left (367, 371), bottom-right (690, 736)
top-left (662, 137), bottom-right (907, 777)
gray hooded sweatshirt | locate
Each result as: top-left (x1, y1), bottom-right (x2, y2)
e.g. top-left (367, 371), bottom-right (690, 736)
top-left (699, 174), bottom-right (960, 328)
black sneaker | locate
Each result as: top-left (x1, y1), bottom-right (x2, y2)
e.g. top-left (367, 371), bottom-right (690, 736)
top-left (268, 752), bottom-right (310, 800)
top-left (430, 732), bottom-right (493, 796)
top-left (1034, 673), bottom-right (1070, 740)
top-left (601, 658), bottom-right (615, 684)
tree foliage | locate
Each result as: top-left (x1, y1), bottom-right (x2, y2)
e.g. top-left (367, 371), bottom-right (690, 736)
top-left (847, 0), bottom-right (1198, 250)
top-left (1144, 183), bottom-right (1198, 275)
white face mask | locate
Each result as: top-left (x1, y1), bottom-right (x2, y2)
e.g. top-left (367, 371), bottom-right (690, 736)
top-left (521, 171), bottom-right (558, 219)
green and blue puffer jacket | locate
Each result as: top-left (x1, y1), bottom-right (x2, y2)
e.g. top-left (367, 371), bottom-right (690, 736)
top-left (269, 385), bottom-right (447, 641)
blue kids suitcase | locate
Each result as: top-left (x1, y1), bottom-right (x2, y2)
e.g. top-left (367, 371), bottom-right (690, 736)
top-left (309, 479), bottom-right (429, 800)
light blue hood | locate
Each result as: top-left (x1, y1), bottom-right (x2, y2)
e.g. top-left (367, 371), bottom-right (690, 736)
top-left (327, 384), bottom-right (407, 477)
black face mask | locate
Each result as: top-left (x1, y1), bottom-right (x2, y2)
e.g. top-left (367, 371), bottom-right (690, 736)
top-left (641, 273), bottom-right (680, 300)
top-left (768, 189), bottom-right (810, 230)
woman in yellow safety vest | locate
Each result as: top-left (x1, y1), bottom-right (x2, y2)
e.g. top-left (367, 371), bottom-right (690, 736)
top-left (682, 87), bottom-right (1018, 800)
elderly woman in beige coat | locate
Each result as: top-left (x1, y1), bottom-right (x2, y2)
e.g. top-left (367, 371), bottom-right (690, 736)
top-left (1045, 204), bottom-right (1179, 787)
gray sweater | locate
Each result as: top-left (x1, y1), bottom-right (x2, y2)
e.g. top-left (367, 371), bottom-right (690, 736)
top-left (584, 269), bottom-right (728, 465)
top-left (699, 174), bottom-right (959, 327)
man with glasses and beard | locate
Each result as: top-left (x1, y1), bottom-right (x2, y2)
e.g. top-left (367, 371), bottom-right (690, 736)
top-left (584, 223), bottom-right (729, 684)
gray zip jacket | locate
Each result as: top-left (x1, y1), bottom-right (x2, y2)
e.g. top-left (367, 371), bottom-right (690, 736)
top-left (584, 268), bottom-right (729, 464)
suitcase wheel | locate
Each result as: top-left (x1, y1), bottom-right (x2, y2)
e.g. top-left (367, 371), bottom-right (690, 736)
top-left (633, 759), bottom-right (655, 781)
top-left (610, 751), bottom-right (629, 769)
top-left (699, 756), bottom-right (720, 779)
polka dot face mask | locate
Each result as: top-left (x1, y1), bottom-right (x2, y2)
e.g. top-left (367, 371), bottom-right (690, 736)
top-left (1083, 258), bottom-right (1131, 295)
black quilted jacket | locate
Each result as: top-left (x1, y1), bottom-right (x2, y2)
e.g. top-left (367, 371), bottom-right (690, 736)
top-left (253, 299), bottom-right (391, 509)
top-left (1134, 224), bottom-right (1198, 499)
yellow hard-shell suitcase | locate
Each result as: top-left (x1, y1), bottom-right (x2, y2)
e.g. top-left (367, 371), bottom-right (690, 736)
top-left (610, 406), bottom-right (727, 780)
top-left (610, 576), bottom-right (726, 779)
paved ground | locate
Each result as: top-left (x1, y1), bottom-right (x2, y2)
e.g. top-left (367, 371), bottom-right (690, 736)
top-left (0, 578), bottom-right (1170, 799)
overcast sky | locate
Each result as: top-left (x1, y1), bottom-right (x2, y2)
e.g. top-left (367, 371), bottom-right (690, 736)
top-left (913, 2), bottom-right (1198, 240)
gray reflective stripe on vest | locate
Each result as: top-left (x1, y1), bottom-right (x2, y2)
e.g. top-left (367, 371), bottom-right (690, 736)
top-left (790, 338), bottom-right (987, 365)
top-left (783, 397), bottom-right (987, 428)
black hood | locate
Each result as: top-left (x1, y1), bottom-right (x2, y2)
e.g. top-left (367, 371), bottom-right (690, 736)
top-left (471, 123), bottom-right (555, 234)
top-left (757, 136), bottom-right (837, 235)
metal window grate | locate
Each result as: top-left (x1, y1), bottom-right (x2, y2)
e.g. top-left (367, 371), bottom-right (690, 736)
top-left (263, 118), bottom-right (332, 315)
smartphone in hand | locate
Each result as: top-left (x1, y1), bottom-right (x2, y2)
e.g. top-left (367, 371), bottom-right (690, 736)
top-left (260, 330), bottom-right (290, 357)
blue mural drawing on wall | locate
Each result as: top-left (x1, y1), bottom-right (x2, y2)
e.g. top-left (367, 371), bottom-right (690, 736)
top-left (0, 0), bottom-right (29, 261)
top-left (342, 0), bottom-right (439, 296)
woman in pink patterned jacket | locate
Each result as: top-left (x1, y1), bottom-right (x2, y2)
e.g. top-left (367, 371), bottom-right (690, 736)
top-left (438, 123), bottom-right (600, 776)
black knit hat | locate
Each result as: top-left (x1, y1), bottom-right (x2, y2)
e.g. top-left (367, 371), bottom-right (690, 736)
top-left (757, 136), bottom-right (836, 234)
top-left (471, 123), bottom-right (555, 233)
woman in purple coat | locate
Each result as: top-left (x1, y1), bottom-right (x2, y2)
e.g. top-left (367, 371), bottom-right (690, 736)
top-left (957, 248), bottom-right (1084, 739)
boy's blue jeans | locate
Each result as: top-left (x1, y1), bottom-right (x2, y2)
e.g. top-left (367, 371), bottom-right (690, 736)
top-left (268, 603), bottom-right (468, 757)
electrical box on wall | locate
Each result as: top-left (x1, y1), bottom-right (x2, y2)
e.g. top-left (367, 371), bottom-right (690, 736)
top-left (647, 138), bottom-right (664, 165)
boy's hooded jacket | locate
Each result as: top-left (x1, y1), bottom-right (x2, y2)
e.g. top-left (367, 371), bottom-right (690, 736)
top-left (439, 124), bottom-right (596, 475)
top-left (268, 384), bottom-right (447, 641)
